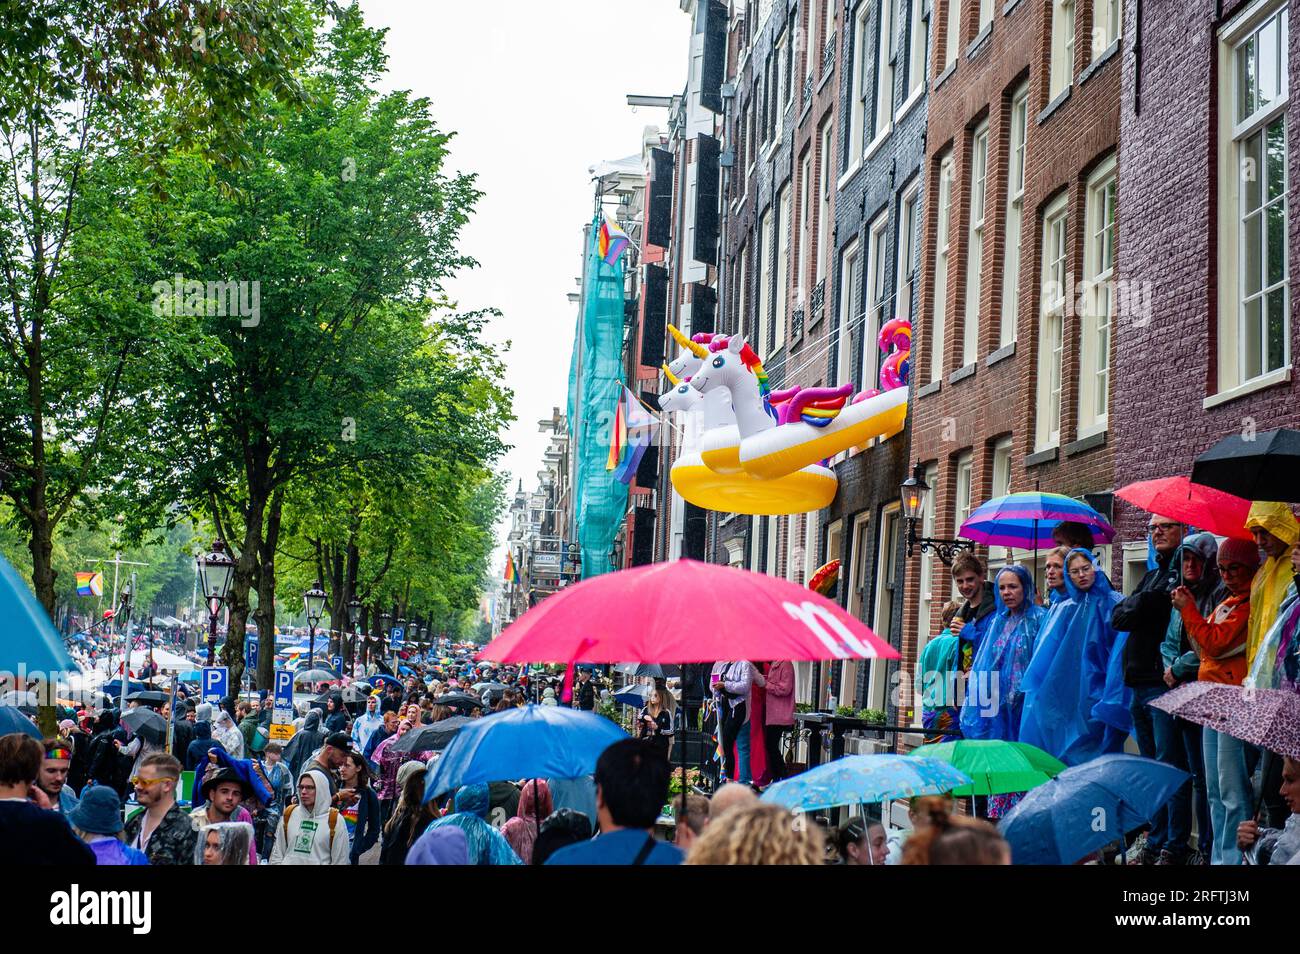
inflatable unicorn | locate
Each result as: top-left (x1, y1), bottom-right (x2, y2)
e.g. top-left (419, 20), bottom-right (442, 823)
top-left (689, 319), bottom-right (910, 482)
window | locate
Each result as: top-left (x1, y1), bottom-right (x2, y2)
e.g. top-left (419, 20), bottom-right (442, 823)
top-left (798, 153), bottom-right (812, 306)
top-left (784, 25), bottom-right (794, 109)
top-left (816, 122), bottom-right (833, 286)
top-left (758, 207), bottom-right (773, 356)
top-left (929, 153), bottom-right (954, 382)
top-left (775, 32), bottom-right (787, 124)
top-left (914, 461), bottom-right (939, 705)
top-left (837, 240), bottom-right (862, 386)
top-left (1001, 86), bottom-right (1029, 346)
top-left (1036, 196), bottom-right (1068, 450)
top-left (964, 122), bottom-right (989, 364)
top-left (943, 0), bottom-right (960, 71)
top-left (868, 506), bottom-right (900, 710)
top-left (952, 451), bottom-right (973, 598)
top-left (747, 98), bottom-right (757, 170)
top-left (897, 180), bottom-right (921, 322)
top-left (804, 509), bottom-right (821, 582)
top-left (864, 213), bottom-right (889, 388)
top-left (804, 3), bottom-right (815, 88)
top-left (1217, 2), bottom-right (1289, 391)
top-left (988, 436), bottom-right (1014, 562)
top-left (849, 3), bottom-right (871, 160)
top-left (1092, 0), bottom-right (1121, 58)
top-left (775, 184), bottom-right (792, 353)
top-left (766, 515), bottom-right (780, 576)
top-left (906, 0), bottom-right (927, 101)
top-left (1049, 0), bottom-right (1076, 101)
top-left (979, 0), bottom-right (994, 33)
top-left (737, 244), bottom-right (749, 337)
top-left (873, 0), bottom-right (895, 141)
top-left (823, 0), bottom-right (837, 73)
top-left (1079, 157), bottom-right (1116, 437)
top-left (843, 511), bottom-right (873, 705)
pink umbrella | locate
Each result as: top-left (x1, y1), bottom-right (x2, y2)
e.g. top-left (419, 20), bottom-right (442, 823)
top-left (1151, 682), bottom-right (1300, 759)
top-left (1116, 476), bottom-right (1254, 541)
top-left (479, 559), bottom-right (898, 665)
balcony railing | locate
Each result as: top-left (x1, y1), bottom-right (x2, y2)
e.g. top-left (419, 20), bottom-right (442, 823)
top-left (810, 279), bottom-right (825, 326)
top-left (791, 306), bottom-right (805, 342)
top-left (822, 34), bottom-right (836, 78)
top-left (802, 73), bottom-right (813, 109)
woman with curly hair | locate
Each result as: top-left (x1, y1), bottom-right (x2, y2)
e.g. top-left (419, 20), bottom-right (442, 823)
top-left (684, 802), bottom-right (824, 865)
top-left (902, 800), bottom-right (1010, 865)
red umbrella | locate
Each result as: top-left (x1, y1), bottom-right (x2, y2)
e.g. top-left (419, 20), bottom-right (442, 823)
top-left (1115, 476), bottom-right (1254, 541)
top-left (479, 559), bottom-right (898, 664)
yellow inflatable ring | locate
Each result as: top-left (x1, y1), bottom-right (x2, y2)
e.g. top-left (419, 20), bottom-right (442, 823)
top-left (671, 452), bottom-right (837, 515)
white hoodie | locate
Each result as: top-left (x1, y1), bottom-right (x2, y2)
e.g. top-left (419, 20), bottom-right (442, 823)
top-left (269, 769), bottom-right (350, 865)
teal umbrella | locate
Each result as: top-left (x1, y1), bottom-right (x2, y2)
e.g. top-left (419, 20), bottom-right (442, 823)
top-left (760, 754), bottom-right (972, 812)
top-left (0, 554), bottom-right (73, 675)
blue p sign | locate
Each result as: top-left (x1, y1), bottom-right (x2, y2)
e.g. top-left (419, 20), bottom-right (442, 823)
top-left (246, 639), bottom-right (259, 670)
top-left (202, 666), bottom-right (228, 704)
top-left (331, 655), bottom-right (343, 672)
top-left (273, 670), bottom-right (293, 710)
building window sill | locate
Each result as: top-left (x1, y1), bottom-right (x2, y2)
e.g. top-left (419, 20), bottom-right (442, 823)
top-left (948, 362), bottom-right (977, 385)
top-left (1064, 429), bottom-right (1107, 457)
top-left (917, 379), bottom-right (943, 398)
top-left (817, 67), bottom-right (836, 96)
top-left (837, 159), bottom-right (863, 192)
top-left (1079, 40), bottom-right (1120, 87)
top-left (1038, 85), bottom-right (1072, 124)
top-left (966, 23), bottom-right (993, 62)
top-left (1002, 0), bottom-right (1024, 17)
top-left (934, 60), bottom-right (957, 92)
top-left (896, 86), bottom-right (925, 124)
top-left (1025, 446), bottom-right (1059, 467)
top-left (864, 125), bottom-right (893, 161)
top-left (986, 341), bottom-right (1016, 366)
top-left (1203, 366), bottom-right (1292, 410)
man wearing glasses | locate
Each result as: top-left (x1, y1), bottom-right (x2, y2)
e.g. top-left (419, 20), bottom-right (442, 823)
top-left (123, 753), bottom-right (198, 865)
top-left (1112, 514), bottom-right (1186, 865)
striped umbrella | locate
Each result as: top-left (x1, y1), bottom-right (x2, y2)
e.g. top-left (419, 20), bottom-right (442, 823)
top-left (959, 492), bottom-right (1115, 550)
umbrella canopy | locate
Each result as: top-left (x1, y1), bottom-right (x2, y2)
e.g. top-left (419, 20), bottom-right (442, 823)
top-left (0, 706), bottom-right (41, 739)
top-left (125, 690), bottom-right (169, 706)
top-left (1115, 476), bottom-right (1254, 541)
top-left (100, 680), bottom-right (147, 698)
top-left (292, 669), bottom-right (337, 686)
top-left (120, 707), bottom-right (167, 743)
top-left (761, 755), bottom-right (971, 812)
top-left (472, 681), bottom-right (509, 694)
top-left (1191, 428), bottom-right (1300, 502)
top-left (959, 493), bottom-right (1115, 550)
top-left (295, 662), bottom-right (341, 678)
top-left (424, 704), bottom-right (626, 801)
top-left (367, 674), bottom-right (402, 690)
top-left (433, 692), bottom-right (485, 712)
top-left (313, 685), bottom-right (369, 706)
top-left (997, 755), bottom-right (1190, 865)
top-left (906, 740), bottom-right (1065, 796)
top-left (613, 663), bottom-right (681, 678)
top-left (392, 715), bottom-right (474, 755)
top-left (176, 670), bottom-right (203, 683)
top-left (479, 560), bottom-right (898, 664)
top-left (1151, 682), bottom-right (1300, 759)
top-left (0, 553), bottom-right (74, 676)
top-left (613, 684), bottom-right (653, 707)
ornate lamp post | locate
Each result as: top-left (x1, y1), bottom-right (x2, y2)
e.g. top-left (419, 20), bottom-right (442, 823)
top-left (901, 462), bottom-right (975, 566)
top-left (304, 581), bottom-right (327, 670)
top-left (347, 597), bottom-right (363, 676)
top-left (195, 540), bottom-right (236, 667)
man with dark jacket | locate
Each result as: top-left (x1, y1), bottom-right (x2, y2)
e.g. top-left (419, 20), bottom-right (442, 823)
top-left (574, 667), bottom-right (598, 712)
top-left (1112, 513), bottom-right (1186, 864)
top-left (170, 701), bottom-right (194, 760)
top-left (123, 753), bottom-right (198, 865)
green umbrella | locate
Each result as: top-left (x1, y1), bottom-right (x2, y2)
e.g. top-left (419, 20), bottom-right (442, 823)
top-left (907, 740), bottom-right (1065, 796)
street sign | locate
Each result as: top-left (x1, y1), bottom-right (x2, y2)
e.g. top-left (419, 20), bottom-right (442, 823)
top-left (272, 669), bottom-right (295, 734)
top-left (331, 655), bottom-right (343, 672)
top-left (390, 626), bottom-right (405, 646)
top-left (202, 666), bottom-right (228, 704)
top-left (246, 638), bottom-right (259, 671)
top-left (269, 723), bottom-right (295, 741)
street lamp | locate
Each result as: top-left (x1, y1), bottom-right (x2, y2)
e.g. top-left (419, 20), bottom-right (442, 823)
top-left (304, 581), bottom-right (327, 669)
top-left (901, 462), bottom-right (975, 566)
top-left (348, 597), bottom-right (362, 675)
top-left (196, 540), bottom-right (236, 667)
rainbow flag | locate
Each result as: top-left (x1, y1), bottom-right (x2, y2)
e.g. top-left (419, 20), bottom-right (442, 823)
top-left (504, 550), bottom-right (517, 584)
top-left (605, 389), bottom-right (626, 471)
top-left (612, 386), bottom-right (658, 485)
top-left (75, 572), bottom-right (103, 598)
top-left (597, 213), bottom-right (630, 265)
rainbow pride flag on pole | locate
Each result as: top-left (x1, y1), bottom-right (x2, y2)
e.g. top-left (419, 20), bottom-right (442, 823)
top-left (75, 571), bottom-right (104, 598)
top-left (605, 389), bottom-right (626, 471)
top-left (597, 213), bottom-right (630, 265)
top-left (611, 386), bottom-right (658, 485)
top-left (503, 550), bottom-right (517, 584)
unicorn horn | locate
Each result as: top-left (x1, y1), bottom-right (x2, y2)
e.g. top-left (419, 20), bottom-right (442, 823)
top-left (661, 363), bottom-right (682, 387)
top-left (667, 324), bottom-right (709, 359)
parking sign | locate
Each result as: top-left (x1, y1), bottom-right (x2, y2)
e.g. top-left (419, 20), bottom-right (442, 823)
top-left (202, 666), bottom-right (228, 704)
top-left (331, 655), bottom-right (343, 672)
top-left (391, 625), bottom-right (405, 646)
top-left (271, 669), bottom-right (295, 739)
top-left (246, 638), bottom-right (259, 671)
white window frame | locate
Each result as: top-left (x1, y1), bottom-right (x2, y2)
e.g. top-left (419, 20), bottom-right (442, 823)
top-left (798, 153), bottom-right (812, 307)
top-left (775, 184), bottom-right (792, 353)
top-left (737, 243), bottom-right (749, 338)
top-left (963, 122), bottom-right (989, 365)
top-left (837, 239), bottom-right (862, 386)
top-left (906, 0), bottom-right (927, 103)
top-left (849, 3), bottom-right (871, 162)
top-left (952, 451), bottom-right (974, 601)
top-left (897, 179), bottom-right (921, 323)
top-left (823, 0), bottom-right (837, 76)
top-left (914, 461), bottom-right (939, 717)
top-left (842, 510), bottom-right (873, 706)
top-left (988, 436), bottom-right (1014, 563)
top-left (1078, 156), bottom-right (1117, 438)
top-left (1001, 85), bottom-right (1028, 347)
top-left (766, 514), bottom-right (780, 576)
top-left (1049, 0), bottom-right (1076, 101)
top-left (979, 0), bottom-right (994, 33)
top-left (1091, 0), bottom-right (1121, 59)
top-left (1036, 195), bottom-right (1069, 451)
top-left (1215, 1), bottom-right (1290, 394)
top-left (868, 504), bottom-right (901, 711)
top-left (817, 122), bottom-right (834, 285)
top-left (944, 0), bottom-right (960, 71)
top-left (758, 207), bottom-right (774, 358)
top-left (930, 153), bottom-right (954, 382)
top-left (872, 0), bottom-right (895, 145)
top-left (864, 212), bottom-right (889, 389)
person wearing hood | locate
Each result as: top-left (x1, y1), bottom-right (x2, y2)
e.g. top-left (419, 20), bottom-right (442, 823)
top-left (238, 704), bottom-right (262, 754)
top-left (1156, 531), bottom-right (1222, 864)
top-left (323, 695), bottom-right (350, 735)
top-left (351, 695), bottom-right (384, 753)
top-left (959, 564), bottom-right (1047, 746)
top-left (1247, 542), bottom-right (1300, 692)
top-left (269, 769), bottom-right (350, 865)
top-left (423, 783), bottom-right (522, 865)
top-left (170, 701), bottom-right (194, 761)
top-left (282, 708), bottom-right (326, 780)
top-left (407, 825), bottom-right (470, 865)
top-left (1042, 546), bottom-right (1070, 606)
top-left (184, 720), bottom-right (224, 808)
top-left (212, 708), bottom-right (244, 758)
top-left (86, 710), bottom-right (129, 796)
top-left (501, 779), bottom-right (553, 864)
top-left (1020, 548), bottom-right (1132, 766)
top-left (1173, 535), bottom-right (1261, 865)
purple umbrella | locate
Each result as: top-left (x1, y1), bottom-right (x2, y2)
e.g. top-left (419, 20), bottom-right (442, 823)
top-left (1150, 682), bottom-right (1300, 759)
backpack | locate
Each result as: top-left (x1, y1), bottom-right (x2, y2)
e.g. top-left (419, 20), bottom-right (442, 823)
top-left (282, 803), bottom-right (339, 850)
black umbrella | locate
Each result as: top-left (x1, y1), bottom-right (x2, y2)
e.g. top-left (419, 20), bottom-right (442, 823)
top-left (125, 690), bottom-right (169, 707)
top-left (121, 707), bottom-right (167, 743)
top-left (433, 692), bottom-right (484, 712)
top-left (613, 663), bottom-right (681, 678)
top-left (391, 715), bottom-right (473, 755)
top-left (1191, 428), bottom-right (1300, 502)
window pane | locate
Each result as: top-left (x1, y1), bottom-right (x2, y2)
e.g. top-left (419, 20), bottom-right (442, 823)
top-left (1243, 132), bottom-right (1263, 212)
top-left (1258, 16), bottom-right (1279, 110)
top-left (1244, 296), bottom-right (1262, 380)
top-left (1267, 286), bottom-right (1286, 372)
top-left (1237, 35), bottom-right (1255, 122)
top-left (1267, 116), bottom-right (1286, 202)
top-left (1267, 199), bottom-right (1286, 288)
top-left (1244, 210), bottom-right (1263, 296)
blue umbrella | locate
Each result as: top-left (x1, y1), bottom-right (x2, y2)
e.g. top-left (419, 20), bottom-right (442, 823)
top-left (0, 553), bottom-right (73, 675)
top-left (424, 704), bottom-right (626, 802)
top-left (997, 754), bottom-right (1190, 865)
top-left (0, 706), bottom-right (41, 739)
top-left (761, 754), bottom-right (972, 812)
top-left (613, 684), bottom-right (652, 707)
top-left (101, 679), bottom-right (147, 698)
top-left (397, 665), bottom-right (415, 676)
top-left (368, 674), bottom-right (402, 689)
top-left (177, 670), bottom-right (203, 682)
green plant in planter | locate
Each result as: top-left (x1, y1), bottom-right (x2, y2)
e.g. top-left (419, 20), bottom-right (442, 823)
top-left (858, 708), bottom-right (887, 725)
top-left (794, 702), bottom-right (813, 714)
top-left (834, 704), bottom-right (857, 718)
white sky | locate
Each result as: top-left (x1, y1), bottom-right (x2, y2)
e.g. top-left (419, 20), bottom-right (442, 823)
top-left (360, 0), bottom-right (690, 575)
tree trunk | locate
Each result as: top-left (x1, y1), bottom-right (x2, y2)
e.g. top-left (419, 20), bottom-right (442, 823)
top-left (253, 487), bottom-right (284, 692)
top-left (219, 483), bottom-right (268, 696)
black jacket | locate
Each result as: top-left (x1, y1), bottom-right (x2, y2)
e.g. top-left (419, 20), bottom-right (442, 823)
top-left (349, 785), bottom-right (382, 863)
top-left (574, 679), bottom-right (597, 712)
top-left (1114, 551), bottom-right (1179, 687)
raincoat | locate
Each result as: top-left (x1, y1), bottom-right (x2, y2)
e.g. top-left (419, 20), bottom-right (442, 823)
top-left (501, 779), bottom-right (553, 864)
top-left (269, 769), bottom-right (350, 865)
top-left (1247, 581), bottom-right (1300, 691)
top-left (407, 825), bottom-right (469, 865)
top-left (212, 710), bottom-right (244, 758)
top-left (1245, 502), bottom-right (1300, 666)
top-left (1019, 549), bottom-right (1132, 765)
top-left (1162, 533), bottom-right (1224, 685)
top-left (959, 565), bottom-right (1047, 741)
top-left (282, 710), bottom-right (326, 780)
top-left (351, 704), bottom-right (384, 753)
top-left (423, 783), bottom-right (522, 865)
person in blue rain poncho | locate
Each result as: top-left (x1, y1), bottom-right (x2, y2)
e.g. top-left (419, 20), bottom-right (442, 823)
top-left (1019, 548), bottom-right (1132, 766)
top-left (421, 783), bottom-right (522, 865)
top-left (959, 564), bottom-right (1047, 743)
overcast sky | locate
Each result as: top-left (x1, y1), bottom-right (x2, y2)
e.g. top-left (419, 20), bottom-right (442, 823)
top-left (359, 0), bottom-right (689, 575)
